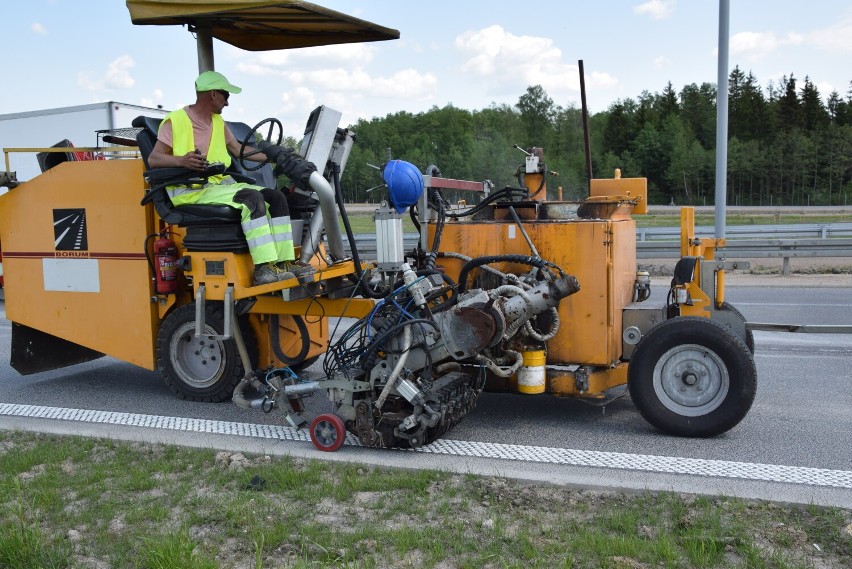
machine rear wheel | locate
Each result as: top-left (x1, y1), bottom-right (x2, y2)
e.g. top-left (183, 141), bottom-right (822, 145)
top-left (310, 413), bottom-right (346, 452)
top-left (157, 303), bottom-right (256, 402)
top-left (628, 317), bottom-right (756, 437)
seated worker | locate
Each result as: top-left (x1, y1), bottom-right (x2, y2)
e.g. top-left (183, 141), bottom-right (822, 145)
top-left (148, 70), bottom-right (314, 285)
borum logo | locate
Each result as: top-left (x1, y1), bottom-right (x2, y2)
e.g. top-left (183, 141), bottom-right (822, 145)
top-left (53, 208), bottom-right (88, 251)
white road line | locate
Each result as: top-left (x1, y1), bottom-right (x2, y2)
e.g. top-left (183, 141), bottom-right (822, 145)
top-left (54, 227), bottom-right (70, 247)
top-left (1, 402), bottom-right (850, 489)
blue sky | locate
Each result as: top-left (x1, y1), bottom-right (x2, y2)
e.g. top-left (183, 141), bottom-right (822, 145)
top-left (6, 1), bottom-right (852, 138)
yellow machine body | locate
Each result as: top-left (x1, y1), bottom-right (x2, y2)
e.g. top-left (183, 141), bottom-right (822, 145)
top-left (0, 159), bottom-right (159, 369)
top-left (0, 154), bottom-right (374, 374)
top-left (435, 213), bottom-right (636, 366)
top-left (0, 3), bottom-right (756, 446)
top-left (431, 174), bottom-right (649, 398)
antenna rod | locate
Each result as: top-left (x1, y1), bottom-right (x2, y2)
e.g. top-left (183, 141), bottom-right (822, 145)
top-left (578, 59), bottom-right (593, 195)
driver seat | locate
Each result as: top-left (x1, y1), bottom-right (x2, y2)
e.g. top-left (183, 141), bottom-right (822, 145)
top-left (134, 115), bottom-right (277, 253)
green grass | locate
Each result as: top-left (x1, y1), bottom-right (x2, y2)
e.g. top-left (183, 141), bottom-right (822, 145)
top-left (0, 431), bottom-right (849, 568)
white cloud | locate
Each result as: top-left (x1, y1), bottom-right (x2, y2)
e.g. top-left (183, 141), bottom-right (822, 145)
top-left (235, 39), bottom-right (437, 117)
top-left (808, 15), bottom-right (852, 53)
top-left (280, 86), bottom-right (316, 115)
top-left (457, 25), bottom-right (558, 77)
top-left (31, 22), bottom-right (47, 35)
top-left (729, 31), bottom-right (802, 62)
top-left (254, 43), bottom-right (375, 69)
top-left (816, 81), bottom-right (835, 96)
top-left (302, 67), bottom-right (374, 91)
top-left (140, 89), bottom-right (165, 109)
top-left (634, 0), bottom-right (676, 20)
top-left (588, 71), bottom-right (620, 90)
top-left (372, 68), bottom-right (438, 99)
top-left (654, 56), bottom-right (671, 69)
top-left (77, 55), bottom-right (136, 91)
top-left (104, 56), bottom-right (136, 89)
top-left (455, 25), bottom-right (618, 101)
top-left (236, 62), bottom-right (285, 77)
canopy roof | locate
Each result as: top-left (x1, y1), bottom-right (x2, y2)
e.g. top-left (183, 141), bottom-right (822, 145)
top-left (126, 0), bottom-right (400, 51)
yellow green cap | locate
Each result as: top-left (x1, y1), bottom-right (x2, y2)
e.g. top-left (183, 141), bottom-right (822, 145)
top-left (195, 71), bottom-right (242, 94)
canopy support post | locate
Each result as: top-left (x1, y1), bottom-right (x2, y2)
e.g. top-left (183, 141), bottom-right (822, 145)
top-left (196, 22), bottom-right (215, 73)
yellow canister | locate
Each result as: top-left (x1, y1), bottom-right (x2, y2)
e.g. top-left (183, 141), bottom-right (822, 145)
top-left (517, 350), bottom-right (546, 394)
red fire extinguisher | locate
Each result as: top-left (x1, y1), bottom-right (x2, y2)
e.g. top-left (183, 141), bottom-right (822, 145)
top-left (154, 235), bottom-right (178, 294)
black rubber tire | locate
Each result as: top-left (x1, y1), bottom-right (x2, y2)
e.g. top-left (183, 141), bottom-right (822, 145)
top-left (156, 303), bottom-right (256, 402)
top-left (720, 301), bottom-right (755, 354)
top-left (628, 317), bottom-right (757, 437)
top-left (310, 413), bottom-right (346, 452)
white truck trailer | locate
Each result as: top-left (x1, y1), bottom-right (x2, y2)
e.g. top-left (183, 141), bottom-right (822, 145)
top-left (0, 101), bottom-right (169, 286)
top-left (0, 101), bottom-right (169, 184)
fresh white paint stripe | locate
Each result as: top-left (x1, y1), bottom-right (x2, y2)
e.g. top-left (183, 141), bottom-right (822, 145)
top-left (1, 402), bottom-right (850, 489)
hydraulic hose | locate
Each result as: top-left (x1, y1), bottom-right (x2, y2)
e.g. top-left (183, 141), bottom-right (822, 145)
top-left (270, 315), bottom-right (310, 365)
top-left (332, 164), bottom-right (390, 299)
top-left (444, 187), bottom-right (529, 219)
top-left (457, 254), bottom-right (561, 295)
top-left (359, 318), bottom-right (440, 371)
top-left (422, 165), bottom-right (445, 269)
top-left (476, 349), bottom-right (523, 378)
top-left (232, 378), bottom-right (265, 410)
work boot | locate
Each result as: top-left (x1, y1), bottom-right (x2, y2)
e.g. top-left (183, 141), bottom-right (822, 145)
top-left (277, 260), bottom-right (316, 280)
top-left (253, 263), bottom-right (295, 285)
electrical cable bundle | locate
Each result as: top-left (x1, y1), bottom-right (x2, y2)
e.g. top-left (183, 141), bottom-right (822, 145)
top-left (322, 276), bottom-right (440, 380)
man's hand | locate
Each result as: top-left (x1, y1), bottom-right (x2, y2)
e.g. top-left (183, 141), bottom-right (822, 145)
top-left (179, 149), bottom-right (209, 171)
top-left (148, 141), bottom-right (209, 171)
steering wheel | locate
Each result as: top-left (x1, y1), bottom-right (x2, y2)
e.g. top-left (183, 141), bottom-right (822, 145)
top-left (239, 117), bottom-right (283, 171)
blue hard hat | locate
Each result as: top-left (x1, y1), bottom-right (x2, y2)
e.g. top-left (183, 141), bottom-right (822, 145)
top-left (382, 160), bottom-right (424, 213)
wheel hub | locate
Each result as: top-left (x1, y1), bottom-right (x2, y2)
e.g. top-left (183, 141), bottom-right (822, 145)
top-left (653, 344), bottom-right (729, 417)
top-left (313, 421), bottom-right (337, 446)
top-left (170, 323), bottom-right (226, 388)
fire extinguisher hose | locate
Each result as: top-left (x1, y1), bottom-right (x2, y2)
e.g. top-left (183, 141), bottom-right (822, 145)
top-left (143, 233), bottom-right (159, 276)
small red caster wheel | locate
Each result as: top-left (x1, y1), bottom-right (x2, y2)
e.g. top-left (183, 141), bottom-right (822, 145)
top-left (309, 413), bottom-right (346, 452)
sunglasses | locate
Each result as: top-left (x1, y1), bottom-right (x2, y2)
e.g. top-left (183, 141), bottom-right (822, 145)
top-left (215, 89), bottom-right (230, 101)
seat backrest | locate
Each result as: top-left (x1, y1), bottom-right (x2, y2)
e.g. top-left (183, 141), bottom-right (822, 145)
top-left (132, 116), bottom-right (276, 188)
top-left (132, 115), bottom-right (163, 170)
top-left (36, 139), bottom-right (77, 172)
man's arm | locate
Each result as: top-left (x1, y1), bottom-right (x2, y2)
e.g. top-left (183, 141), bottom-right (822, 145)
top-left (226, 138), bottom-right (268, 163)
top-left (148, 140), bottom-right (208, 171)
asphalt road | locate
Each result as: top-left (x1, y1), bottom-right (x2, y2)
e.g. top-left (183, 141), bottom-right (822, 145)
top-left (1, 283), bottom-right (850, 507)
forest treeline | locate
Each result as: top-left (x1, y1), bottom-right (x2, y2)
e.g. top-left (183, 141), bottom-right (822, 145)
top-left (335, 66), bottom-right (852, 207)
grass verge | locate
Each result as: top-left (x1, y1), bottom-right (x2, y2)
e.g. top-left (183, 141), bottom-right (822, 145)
top-left (1, 431), bottom-right (849, 568)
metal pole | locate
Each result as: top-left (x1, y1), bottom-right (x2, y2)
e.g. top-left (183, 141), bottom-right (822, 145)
top-left (714, 0), bottom-right (730, 238)
top-left (578, 60), bottom-right (593, 195)
top-left (196, 23), bottom-right (215, 72)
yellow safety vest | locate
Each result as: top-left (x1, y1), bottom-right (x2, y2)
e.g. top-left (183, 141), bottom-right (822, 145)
top-left (160, 108), bottom-right (231, 184)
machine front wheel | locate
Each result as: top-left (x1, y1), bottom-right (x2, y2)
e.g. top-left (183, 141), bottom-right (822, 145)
top-left (309, 414), bottom-right (346, 452)
top-left (156, 303), bottom-right (256, 402)
top-left (628, 317), bottom-right (756, 437)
